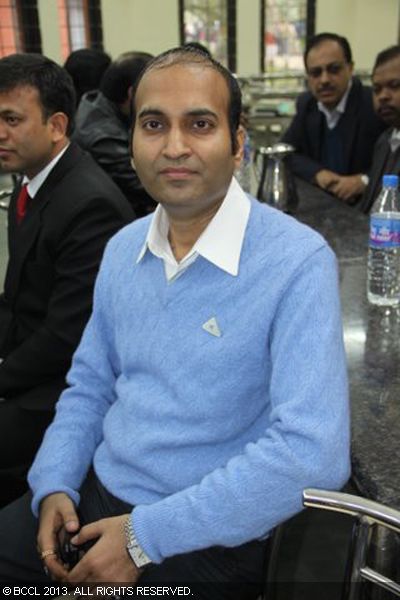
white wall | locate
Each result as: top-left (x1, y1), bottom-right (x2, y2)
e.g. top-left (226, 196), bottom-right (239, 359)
top-left (236, 0), bottom-right (260, 75)
top-left (37, 0), bottom-right (62, 64)
top-left (316, 0), bottom-right (399, 72)
top-left (101, 0), bottom-right (180, 59)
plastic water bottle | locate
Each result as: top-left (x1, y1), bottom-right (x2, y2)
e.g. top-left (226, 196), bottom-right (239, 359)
top-left (236, 132), bottom-right (252, 193)
top-left (367, 174), bottom-right (400, 305)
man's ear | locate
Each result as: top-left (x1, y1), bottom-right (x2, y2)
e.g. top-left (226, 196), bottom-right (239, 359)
top-left (48, 112), bottom-right (68, 142)
top-left (233, 125), bottom-right (246, 169)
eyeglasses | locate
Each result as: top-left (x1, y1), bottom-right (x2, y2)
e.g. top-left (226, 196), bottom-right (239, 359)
top-left (307, 62), bottom-right (347, 79)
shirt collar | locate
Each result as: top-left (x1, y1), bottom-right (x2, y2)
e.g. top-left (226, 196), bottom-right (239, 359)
top-left (23, 143), bottom-right (70, 198)
top-left (390, 128), bottom-right (400, 153)
top-left (317, 79), bottom-right (353, 129)
top-left (137, 177), bottom-right (251, 276)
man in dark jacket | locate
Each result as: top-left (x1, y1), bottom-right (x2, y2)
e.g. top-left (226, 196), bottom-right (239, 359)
top-left (73, 52), bottom-right (156, 217)
top-left (0, 53), bottom-right (134, 506)
top-left (283, 33), bottom-right (385, 203)
top-left (360, 45), bottom-right (400, 212)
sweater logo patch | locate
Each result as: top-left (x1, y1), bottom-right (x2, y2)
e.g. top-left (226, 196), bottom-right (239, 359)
top-left (202, 317), bottom-right (222, 338)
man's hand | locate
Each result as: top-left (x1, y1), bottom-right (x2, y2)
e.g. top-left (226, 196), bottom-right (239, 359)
top-left (314, 169), bottom-right (340, 191)
top-left (66, 515), bottom-right (141, 583)
top-left (329, 174), bottom-right (367, 201)
top-left (37, 492), bottom-right (80, 581)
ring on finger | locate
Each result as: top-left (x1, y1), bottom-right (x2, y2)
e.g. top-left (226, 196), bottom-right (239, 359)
top-left (40, 549), bottom-right (57, 560)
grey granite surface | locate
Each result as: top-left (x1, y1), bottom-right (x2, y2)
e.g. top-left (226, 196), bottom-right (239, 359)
top-left (291, 180), bottom-right (400, 508)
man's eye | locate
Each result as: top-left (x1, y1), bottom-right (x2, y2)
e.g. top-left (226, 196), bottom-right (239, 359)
top-left (6, 116), bottom-right (19, 126)
top-left (193, 120), bottom-right (213, 130)
top-left (143, 120), bottom-right (162, 130)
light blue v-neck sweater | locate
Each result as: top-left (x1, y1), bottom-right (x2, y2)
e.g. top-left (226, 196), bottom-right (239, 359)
top-left (29, 197), bottom-right (350, 563)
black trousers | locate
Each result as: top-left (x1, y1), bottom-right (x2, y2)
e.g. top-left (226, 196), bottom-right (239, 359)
top-left (0, 470), bottom-right (269, 599)
top-left (0, 400), bottom-right (52, 508)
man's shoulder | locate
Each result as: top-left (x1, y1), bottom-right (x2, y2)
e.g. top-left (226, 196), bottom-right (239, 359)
top-left (74, 92), bottom-right (125, 146)
top-left (106, 213), bottom-right (152, 248)
top-left (295, 90), bottom-right (317, 113)
top-left (55, 143), bottom-right (118, 190)
top-left (246, 197), bottom-right (330, 260)
top-left (44, 144), bottom-right (133, 216)
top-left (372, 127), bottom-right (392, 156)
top-left (347, 78), bottom-right (374, 111)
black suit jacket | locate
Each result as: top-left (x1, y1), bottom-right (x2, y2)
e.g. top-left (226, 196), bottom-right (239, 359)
top-left (0, 142), bottom-right (134, 410)
top-left (282, 78), bottom-right (385, 182)
top-left (358, 129), bottom-right (400, 213)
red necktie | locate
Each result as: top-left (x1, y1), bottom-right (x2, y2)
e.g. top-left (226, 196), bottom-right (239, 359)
top-left (16, 184), bottom-right (30, 224)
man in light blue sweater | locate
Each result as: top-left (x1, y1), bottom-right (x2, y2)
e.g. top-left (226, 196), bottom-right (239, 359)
top-left (0, 46), bottom-right (350, 597)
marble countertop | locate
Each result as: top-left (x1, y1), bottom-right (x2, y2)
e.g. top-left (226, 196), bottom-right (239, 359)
top-left (291, 180), bottom-right (400, 509)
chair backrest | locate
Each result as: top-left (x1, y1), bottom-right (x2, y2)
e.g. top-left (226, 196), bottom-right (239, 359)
top-left (303, 488), bottom-right (400, 600)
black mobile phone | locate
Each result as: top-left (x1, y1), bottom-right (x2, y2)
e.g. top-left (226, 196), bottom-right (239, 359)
top-left (57, 528), bottom-right (95, 568)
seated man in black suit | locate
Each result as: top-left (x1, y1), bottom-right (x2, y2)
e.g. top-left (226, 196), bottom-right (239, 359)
top-left (0, 53), bottom-right (134, 507)
top-left (360, 45), bottom-right (400, 212)
top-left (73, 51), bottom-right (156, 217)
top-left (282, 32), bottom-right (385, 203)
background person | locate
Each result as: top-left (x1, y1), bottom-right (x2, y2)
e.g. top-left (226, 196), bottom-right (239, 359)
top-left (0, 53), bottom-right (133, 507)
top-left (64, 48), bottom-right (111, 106)
top-left (0, 47), bottom-right (350, 597)
top-left (282, 32), bottom-right (385, 203)
top-left (73, 51), bottom-right (156, 217)
top-left (360, 45), bottom-right (400, 212)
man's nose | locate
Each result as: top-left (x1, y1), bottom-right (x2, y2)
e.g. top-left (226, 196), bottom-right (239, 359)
top-left (377, 87), bottom-right (391, 103)
top-left (319, 68), bottom-right (331, 84)
top-left (162, 127), bottom-right (191, 159)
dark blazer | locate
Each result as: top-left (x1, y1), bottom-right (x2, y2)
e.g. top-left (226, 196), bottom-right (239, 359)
top-left (359, 129), bottom-right (400, 213)
top-left (282, 78), bottom-right (386, 182)
top-left (0, 142), bottom-right (134, 411)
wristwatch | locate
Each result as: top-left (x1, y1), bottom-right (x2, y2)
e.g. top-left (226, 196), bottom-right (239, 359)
top-left (124, 515), bottom-right (152, 569)
top-left (360, 174), bottom-right (369, 187)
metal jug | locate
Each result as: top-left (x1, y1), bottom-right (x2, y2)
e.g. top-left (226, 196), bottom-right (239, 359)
top-left (256, 143), bottom-right (298, 213)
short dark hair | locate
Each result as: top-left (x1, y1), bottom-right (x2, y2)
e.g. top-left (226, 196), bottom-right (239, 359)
top-left (131, 45), bottom-right (242, 154)
top-left (64, 48), bottom-right (111, 104)
top-left (183, 41), bottom-right (212, 57)
top-left (100, 51), bottom-right (153, 104)
top-left (304, 33), bottom-right (353, 67)
top-left (373, 45), bottom-right (400, 74)
top-left (0, 53), bottom-right (76, 136)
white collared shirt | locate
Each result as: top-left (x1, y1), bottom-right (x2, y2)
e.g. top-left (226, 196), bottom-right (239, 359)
top-left (318, 79), bottom-right (353, 130)
top-left (23, 143), bottom-right (70, 198)
top-left (136, 177), bottom-right (251, 282)
top-left (390, 129), bottom-right (400, 153)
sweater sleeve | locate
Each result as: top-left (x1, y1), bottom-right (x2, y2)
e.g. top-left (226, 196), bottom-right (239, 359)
top-left (131, 244), bottom-right (350, 563)
top-left (28, 240), bottom-right (120, 515)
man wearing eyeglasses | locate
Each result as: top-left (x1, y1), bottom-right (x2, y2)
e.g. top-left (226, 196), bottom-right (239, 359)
top-left (283, 32), bottom-right (385, 203)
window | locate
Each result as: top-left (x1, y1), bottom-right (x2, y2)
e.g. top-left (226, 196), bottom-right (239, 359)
top-left (58, 0), bottom-right (104, 61)
top-left (262, 0), bottom-right (315, 72)
top-left (179, 0), bottom-right (236, 72)
top-left (0, 0), bottom-right (41, 57)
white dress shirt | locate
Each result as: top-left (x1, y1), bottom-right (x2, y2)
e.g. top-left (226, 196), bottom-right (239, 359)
top-left (318, 80), bottom-right (353, 130)
top-left (137, 177), bottom-right (251, 282)
top-left (389, 129), bottom-right (400, 153)
top-left (23, 144), bottom-right (70, 198)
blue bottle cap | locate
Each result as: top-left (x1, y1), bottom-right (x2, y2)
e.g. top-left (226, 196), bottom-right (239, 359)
top-left (382, 174), bottom-right (399, 187)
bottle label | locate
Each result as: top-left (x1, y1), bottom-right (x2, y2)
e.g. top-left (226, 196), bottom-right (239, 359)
top-left (369, 216), bottom-right (400, 248)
